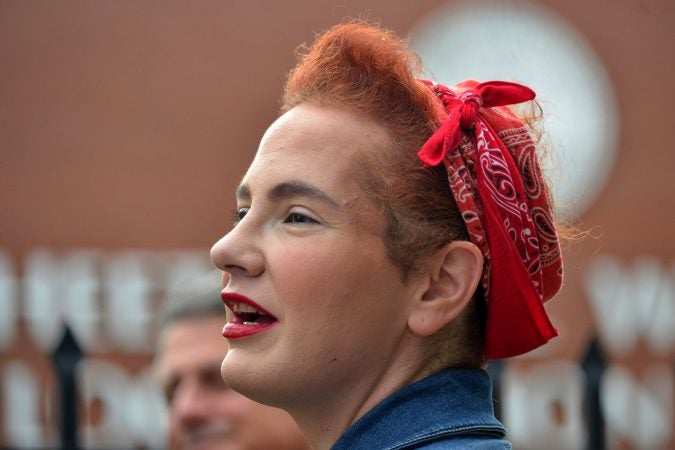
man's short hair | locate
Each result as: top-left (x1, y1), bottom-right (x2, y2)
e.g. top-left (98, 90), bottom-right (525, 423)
top-left (160, 270), bottom-right (225, 330)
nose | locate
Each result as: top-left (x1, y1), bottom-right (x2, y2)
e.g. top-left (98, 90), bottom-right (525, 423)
top-left (210, 222), bottom-right (265, 278)
top-left (172, 381), bottom-right (210, 428)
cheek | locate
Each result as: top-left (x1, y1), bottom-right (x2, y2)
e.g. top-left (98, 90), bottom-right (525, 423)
top-left (276, 243), bottom-right (377, 294)
top-left (269, 241), bottom-right (346, 289)
top-left (282, 246), bottom-right (398, 321)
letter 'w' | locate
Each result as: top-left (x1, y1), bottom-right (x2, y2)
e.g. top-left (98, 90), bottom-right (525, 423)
top-left (584, 255), bottom-right (674, 356)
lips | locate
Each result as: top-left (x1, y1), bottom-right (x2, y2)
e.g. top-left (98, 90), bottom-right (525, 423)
top-left (220, 292), bottom-right (279, 339)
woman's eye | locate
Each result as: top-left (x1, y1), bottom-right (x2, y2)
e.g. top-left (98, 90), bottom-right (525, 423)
top-left (232, 208), bottom-right (249, 224)
top-left (284, 212), bottom-right (317, 224)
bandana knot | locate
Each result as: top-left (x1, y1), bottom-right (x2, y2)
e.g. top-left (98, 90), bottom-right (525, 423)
top-left (417, 79), bottom-right (563, 359)
top-left (459, 91), bottom-right (483, 130)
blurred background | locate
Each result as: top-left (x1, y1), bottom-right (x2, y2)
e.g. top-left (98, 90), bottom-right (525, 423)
top-left (0, 0), bottom-right (673, 448)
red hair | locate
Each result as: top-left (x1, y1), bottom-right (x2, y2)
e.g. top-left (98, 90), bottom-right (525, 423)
top-left (283, 23), bottom-right (443, 135)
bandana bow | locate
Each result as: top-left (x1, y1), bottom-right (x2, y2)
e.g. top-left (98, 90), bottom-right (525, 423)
top-left (419, 81), bottom-right (536, 166)
top-left (418, 80), bottom-right (563, 359)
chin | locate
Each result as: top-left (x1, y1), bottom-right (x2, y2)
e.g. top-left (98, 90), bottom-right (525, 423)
top-left (221, 351), bottom-right (269, 400)
top-left (220, 350), bottom-right (293, 408)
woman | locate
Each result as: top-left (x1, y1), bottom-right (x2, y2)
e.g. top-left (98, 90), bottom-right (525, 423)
top-left (210, 22), bottom-right (563, 449)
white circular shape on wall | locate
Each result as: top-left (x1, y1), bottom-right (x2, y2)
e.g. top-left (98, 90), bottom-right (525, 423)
top-left (409, 0), bottom-right (619, 218)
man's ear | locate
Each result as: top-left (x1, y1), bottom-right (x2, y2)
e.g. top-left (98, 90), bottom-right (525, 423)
top-left (408, 241), bottom-right (483, 337)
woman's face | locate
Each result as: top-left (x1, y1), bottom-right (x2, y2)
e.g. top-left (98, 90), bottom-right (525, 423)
top-left (210, 103), bottom-right (420, 409)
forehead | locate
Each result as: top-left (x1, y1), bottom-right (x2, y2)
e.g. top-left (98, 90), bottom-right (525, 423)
top-left (242, 103), bottom-right (391, 193)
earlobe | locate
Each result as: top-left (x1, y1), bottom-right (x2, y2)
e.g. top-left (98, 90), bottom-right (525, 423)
top-left (408, 241), bottom-right (483, 337)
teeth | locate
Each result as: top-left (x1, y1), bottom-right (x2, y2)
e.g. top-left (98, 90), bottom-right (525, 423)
top-left (243, 321), bottom-right (256, 325)
top-left (232, 303), bottom-right (259, 314)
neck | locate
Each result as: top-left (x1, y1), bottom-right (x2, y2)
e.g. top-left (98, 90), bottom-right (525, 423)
top-left (288, 337), bottom-right (432, 450)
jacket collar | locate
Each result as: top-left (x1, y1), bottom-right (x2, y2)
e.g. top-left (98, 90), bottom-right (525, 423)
top-left (331, 368), bottom-right (506, 450)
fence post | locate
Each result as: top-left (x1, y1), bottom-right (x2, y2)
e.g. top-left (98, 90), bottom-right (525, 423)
top-left (581, 336), bottom-right (606, 450)
top-left (51, 325), bottom-right (82, 450)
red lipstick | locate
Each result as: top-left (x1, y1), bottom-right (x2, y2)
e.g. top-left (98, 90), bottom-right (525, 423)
top-left (221, 292), bottom-right (278, 339)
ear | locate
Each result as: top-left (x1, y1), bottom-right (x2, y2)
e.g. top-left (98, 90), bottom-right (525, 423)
top-left (408, 241), bottom-right (483, 337)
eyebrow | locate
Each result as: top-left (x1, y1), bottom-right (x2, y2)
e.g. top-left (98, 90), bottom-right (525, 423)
top-left (236, 180), bottom-right (339, 207)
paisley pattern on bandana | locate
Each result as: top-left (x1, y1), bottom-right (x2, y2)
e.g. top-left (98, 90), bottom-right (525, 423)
top-left (418, 79), bottom-right (563, 359)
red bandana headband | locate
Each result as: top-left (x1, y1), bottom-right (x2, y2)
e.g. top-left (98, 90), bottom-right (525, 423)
top-left (418, 79), bottom-right (563, 359)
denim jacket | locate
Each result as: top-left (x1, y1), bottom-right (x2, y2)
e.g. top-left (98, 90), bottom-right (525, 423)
top-left (331, 368), bottom-right (511, 449)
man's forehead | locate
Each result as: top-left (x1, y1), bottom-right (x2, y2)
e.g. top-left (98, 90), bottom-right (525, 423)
top-left (157, 317), bottom-right (227, 370)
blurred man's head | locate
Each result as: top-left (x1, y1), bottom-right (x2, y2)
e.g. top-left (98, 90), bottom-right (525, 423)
top-left (154, 271), bottom-right (309, 450)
